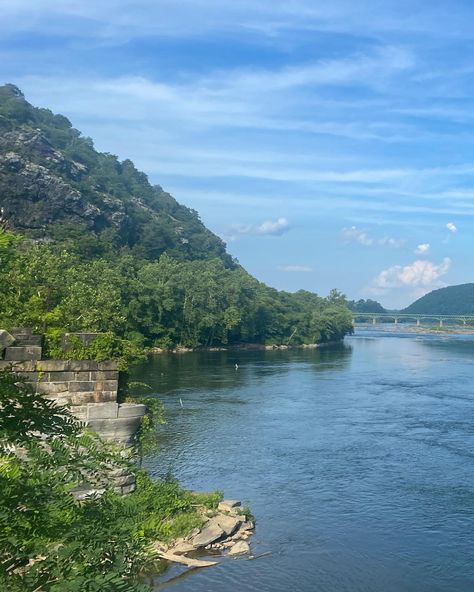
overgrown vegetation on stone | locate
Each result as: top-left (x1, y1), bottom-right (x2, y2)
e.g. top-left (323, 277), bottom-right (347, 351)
top-left (0, 369), bottom-right (219, 591)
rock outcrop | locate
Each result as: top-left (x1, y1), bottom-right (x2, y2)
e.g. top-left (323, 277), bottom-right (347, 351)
top-left (0, 84), bottom-right (230, 263)
top-left (155, 498), bottom-right (255, 566)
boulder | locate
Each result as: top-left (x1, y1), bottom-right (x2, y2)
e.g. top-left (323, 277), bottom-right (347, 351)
top-left (218, 500), bottom-right (241, 513)
top-left (192, 523), bottom-right (224, 548)
top-left (215, 514), bottom-right (241, 537)
top-left (0, 330), bottom-right (15, 352)
top-left (228, 541), bottom-right (250, 556)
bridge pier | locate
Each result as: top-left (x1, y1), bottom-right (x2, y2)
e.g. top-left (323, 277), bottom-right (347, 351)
top-left (416, 319), bottom-right (420, 326)
top-left (372, 317), bottom-right (377, 325)
top-left (439, 319), bottom-right (443, 327)
top-left (394, 318), bottom-right (398, 325)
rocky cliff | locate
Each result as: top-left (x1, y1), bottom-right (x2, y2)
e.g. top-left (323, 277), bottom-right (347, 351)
top-left (0, 84), bottom-right (230, 263)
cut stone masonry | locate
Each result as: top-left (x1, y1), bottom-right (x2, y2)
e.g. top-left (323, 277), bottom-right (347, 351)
top-left (0, 329), bottom-right (146, 448)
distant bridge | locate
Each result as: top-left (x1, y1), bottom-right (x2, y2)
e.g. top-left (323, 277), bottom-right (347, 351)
top-left (352, 312), bottom-right (474, 327)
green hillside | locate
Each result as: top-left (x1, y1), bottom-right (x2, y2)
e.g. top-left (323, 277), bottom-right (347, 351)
top-left (0, 85), bottom-right (353, 355)
top-left (0, 84), bottom-right (230, 264)
top-left (403, 283), bottom-right (474, 315)
top-left (348, 299), bottom-right (386, 314)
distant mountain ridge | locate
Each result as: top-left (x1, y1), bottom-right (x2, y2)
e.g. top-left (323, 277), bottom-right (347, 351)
top-left (403, 283), bottom-right (474, 315)
top-left (0, 83), bottom-right (230, 264)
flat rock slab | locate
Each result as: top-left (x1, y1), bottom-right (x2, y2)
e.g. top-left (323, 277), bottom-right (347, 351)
top-left (218, 500), bottom-right (241, 512)
top-left (215, 514), bottom-right (241, 537)
top-left (158, 551), bottom-right (217, 568)
top-left (169, 541), bottom-right (196, 555)
top-left (192, 523), bottom-right (224, 548)
top-left (228, 541), bottom-right (250, 556)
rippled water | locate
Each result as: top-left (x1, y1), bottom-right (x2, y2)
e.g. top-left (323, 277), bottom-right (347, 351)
top-left (131, 331), bottom-right (474, 592)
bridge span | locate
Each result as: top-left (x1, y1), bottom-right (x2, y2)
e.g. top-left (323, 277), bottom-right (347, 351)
top-left (352, 312), bottom-right (474, 327)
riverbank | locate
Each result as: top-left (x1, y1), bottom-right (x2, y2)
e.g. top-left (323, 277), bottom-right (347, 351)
top-left (150, 340), bottom-right (344, 354)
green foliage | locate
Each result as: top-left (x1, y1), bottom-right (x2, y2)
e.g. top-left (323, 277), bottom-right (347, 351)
top-left (46, 332), bottom-right (147, 371)
top-left (0, 234), bottom-right (353, 354)
top-left (191, 490), bottom-right (224, 510)
top-left (348, 298), bottom-right (386, 313)
top-left (403, 283), bottom-right (474, 315)
top-left (0, 371), bottom-right (215, 591)
top-left (135, 398), bottom-right (166, 462)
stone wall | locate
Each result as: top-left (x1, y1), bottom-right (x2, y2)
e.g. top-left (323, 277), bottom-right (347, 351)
top-left (0, 328), bottom-right (146, 447)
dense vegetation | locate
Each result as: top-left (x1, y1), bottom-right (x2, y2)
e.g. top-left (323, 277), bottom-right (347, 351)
top-left (0, 85), bottom-right (353, 354)
top-left (403, 283), bottom-right (474, 315)
top-left (0, 370), bottom-right (222, 591)
top-left (347, 299), bottom-right (386, 314)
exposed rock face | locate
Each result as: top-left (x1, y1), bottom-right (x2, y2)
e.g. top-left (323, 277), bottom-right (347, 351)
top-left (0, 84), bottom-right (230, 263)
top-left (0, 143), bottom-right (124, 233)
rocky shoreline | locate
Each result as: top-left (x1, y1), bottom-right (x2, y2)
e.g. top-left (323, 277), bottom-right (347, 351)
top-left (154, 499), bottom-right (255, 568)
top-left (151, 341), bottom-right (342, 354)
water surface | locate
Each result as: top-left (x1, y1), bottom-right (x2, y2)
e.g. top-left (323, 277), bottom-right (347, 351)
top-left (132, 332), bottom-right (474, 592)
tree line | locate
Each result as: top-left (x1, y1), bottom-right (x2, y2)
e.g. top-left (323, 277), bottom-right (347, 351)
top-left (0, 228), bottom-right (352, 361)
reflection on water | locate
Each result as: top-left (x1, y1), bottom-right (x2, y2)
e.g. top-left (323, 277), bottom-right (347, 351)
top-left (131, 334), bottom-right (474, 592)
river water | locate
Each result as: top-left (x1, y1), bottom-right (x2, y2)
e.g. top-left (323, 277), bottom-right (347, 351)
top-left (132, 330), bottom-right (474, 592)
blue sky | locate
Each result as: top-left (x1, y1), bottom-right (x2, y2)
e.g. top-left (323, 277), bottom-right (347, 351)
top-left (2, 1), bottom-right (474, 308)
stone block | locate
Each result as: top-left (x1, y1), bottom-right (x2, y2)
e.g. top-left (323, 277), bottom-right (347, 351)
top-left (35, 381), bottom-right (69, 394)
top-left (94, 379), bottom-right (119, 393)
top-left (87, 416), bottom-right (142, 444)
top-left (37, 360), bottom-right (69, 372)
top-left (74, 371), bottom-right (91, 381)
top-left (0, 330), bottom-right (15, 351)
top-left (5, 346), bottom-right (42, 361)
top-left (67, 393), bottom-right (98, 405)
top-left (100, 391), bottom-right (119, 402)
top-left (67, 360), bottom-right (98, 371)
top-left (117, 404), bottom-right (147, 418)
top-left (46, 371), bottom-right (76, 382)
top-left (70, 404), bottom-right (89, 416)
top-left (86, 402), bottom-right (119, 420)
top-left (113, 473), bottom-right (136, 487)
top-left (97, 360), bottom-right (119, 371)
top-left (69, 381), bottom-right (95, 392)
top-left (0, 360), bottom-right (36, 371)
top-left (13, 334), bottom-right (42, 347)
top-left (90, 370), bottom-right (119, 381)
top-left (121, 484), bottom-right (136, 495)
top-left (10, 327), bottom-right (33, 335)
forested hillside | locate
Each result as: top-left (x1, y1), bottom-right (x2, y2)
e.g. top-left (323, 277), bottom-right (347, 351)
top-left (403, 283), bottom-right (474, 315)
top-left (348, 299), bottom-right (386, 313)
top-left (0, 85), bottom-right (353, 355)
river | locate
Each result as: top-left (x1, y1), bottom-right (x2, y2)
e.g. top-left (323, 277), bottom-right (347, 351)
top-left (131, 330), bottom-right (474, 592)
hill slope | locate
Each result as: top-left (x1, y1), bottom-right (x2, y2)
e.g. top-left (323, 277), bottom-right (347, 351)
top-left (403, 283), bottom-right (474, 315)
top-left (0, 84), bottom-right (229, 263)
top-left (0, 85), bottom-right (353, 352)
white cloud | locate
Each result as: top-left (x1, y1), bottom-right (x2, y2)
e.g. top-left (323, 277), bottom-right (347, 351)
top-left (446, 222), bottom-right (457, 233)
top-left (370, 257), bottom-right (451, 293)
top-left (278, 265), bottom-right (313, 272)
top-left (341, 226), bottom-right (405, 248)
top-left (226, 217), bottom-right (290, 240)
top-left (414, 243), bottom-right (430, 254)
